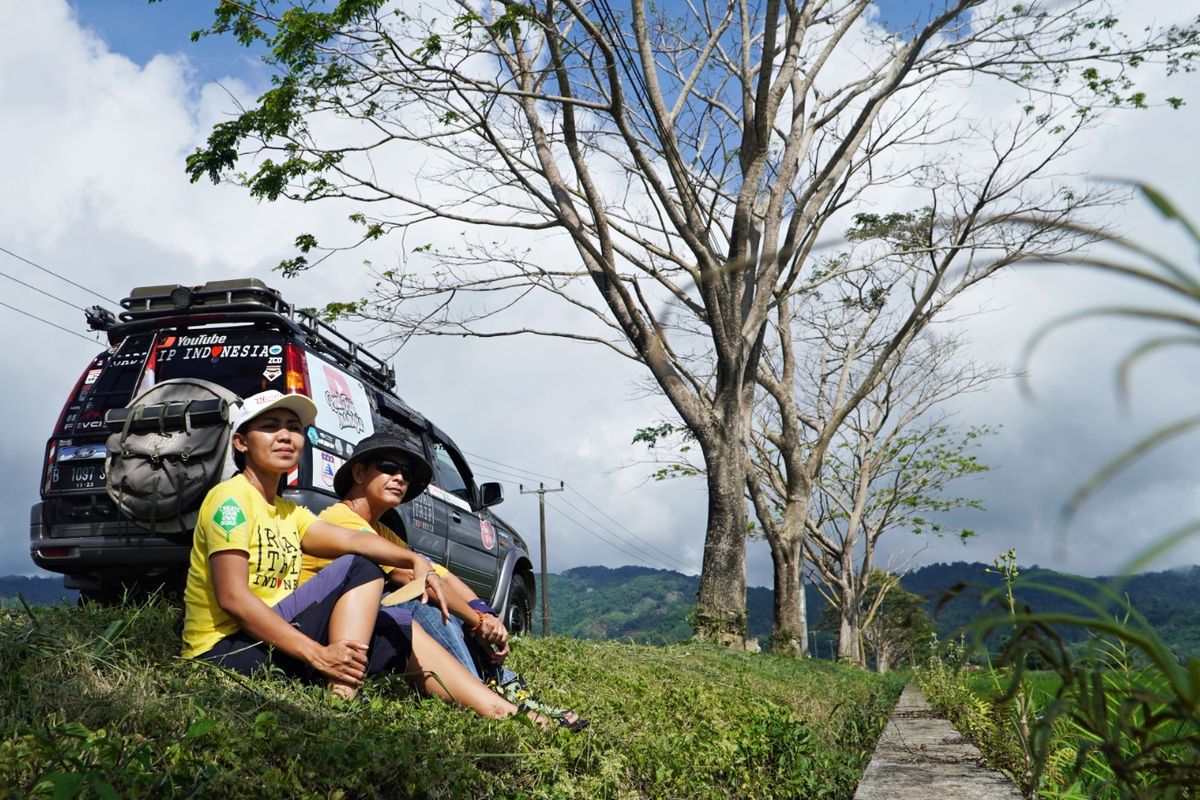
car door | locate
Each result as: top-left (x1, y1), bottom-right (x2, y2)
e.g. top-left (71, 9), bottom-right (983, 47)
top-left (427, 431), bottom-right (497, 597)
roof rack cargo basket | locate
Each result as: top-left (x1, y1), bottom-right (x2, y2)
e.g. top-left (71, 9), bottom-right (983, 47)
top-left (115, 279), bottom-right (397, 390)
top-left (121, 279), bottom-right (287, 320)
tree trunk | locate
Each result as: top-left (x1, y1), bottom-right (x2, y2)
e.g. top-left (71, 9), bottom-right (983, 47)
top-left (693, 432), bottom-right (748, 647)
top-left (876, 643), bottom-right (890, 674)
top-left (837, 583), bottom-right (864, 667)
top-left (767, 527), bottom-right (808, 656)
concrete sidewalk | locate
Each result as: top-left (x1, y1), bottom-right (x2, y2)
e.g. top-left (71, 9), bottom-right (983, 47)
top-left (853, 685), bottom-right (1023, 799)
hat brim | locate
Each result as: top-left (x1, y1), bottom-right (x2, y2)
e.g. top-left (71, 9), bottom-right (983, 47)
top-left (236, 393), bottom-right (318, 430)
top-left (333, 442), bottom-right (433, 503)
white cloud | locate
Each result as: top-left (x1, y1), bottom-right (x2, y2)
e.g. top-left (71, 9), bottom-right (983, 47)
top-left (3, 0), bottom-right (1199, 591)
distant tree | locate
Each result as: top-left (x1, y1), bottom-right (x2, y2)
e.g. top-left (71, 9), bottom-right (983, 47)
top-left (188, 0), bottom-right (1199, 645)
top-left (787, 323), bottom-right (995, 663)
top-left (859, 573), bottom-right (936, 673)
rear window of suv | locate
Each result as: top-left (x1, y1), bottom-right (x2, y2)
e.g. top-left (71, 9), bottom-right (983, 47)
top-left (56, 334), bottom-right (153, 437)
top-left (146, 329), bottom-right (288, 398)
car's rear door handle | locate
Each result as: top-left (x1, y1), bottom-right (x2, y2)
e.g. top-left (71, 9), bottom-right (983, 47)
top-left (451, 511), bottom-right (461, 524)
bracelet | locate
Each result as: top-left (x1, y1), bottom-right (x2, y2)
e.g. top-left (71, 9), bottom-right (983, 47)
top-left (468, 599), bottom-right (497, 615)
top-left (467, 610), bottom-right (486, 633)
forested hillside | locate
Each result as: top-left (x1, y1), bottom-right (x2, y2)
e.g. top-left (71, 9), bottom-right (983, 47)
top-left (547, 563), bottom-right (1200, 658)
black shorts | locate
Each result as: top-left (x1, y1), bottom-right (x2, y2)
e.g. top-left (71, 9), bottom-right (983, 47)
top-left (197, 554), bottom-right (413, 682)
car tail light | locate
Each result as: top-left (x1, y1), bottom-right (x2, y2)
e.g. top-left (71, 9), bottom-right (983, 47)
top-left (49, 355), bottom-right (104, 439)
top-left (37, 547), bottom-right (70, 558)
top-left (41, 440), bottom-right (57, 497)
top-left (285, 343), bottom-right (311, 397)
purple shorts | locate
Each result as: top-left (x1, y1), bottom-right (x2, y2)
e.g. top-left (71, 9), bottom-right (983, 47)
top-left (197, 554), bottom-right (413, 681)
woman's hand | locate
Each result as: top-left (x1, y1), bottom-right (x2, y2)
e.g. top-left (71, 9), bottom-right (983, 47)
top-left (309, 639), bottom-right (369, 686)
top-left (423, 571), bottom-right (451, 624)
top-left (472, 614), bottom-right (510, 663)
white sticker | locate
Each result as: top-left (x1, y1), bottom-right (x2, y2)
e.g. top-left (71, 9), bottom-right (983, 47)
top-left (305, 353), bottom-right (375, 438)
top-left (314, 450), bottom-right (344, 489)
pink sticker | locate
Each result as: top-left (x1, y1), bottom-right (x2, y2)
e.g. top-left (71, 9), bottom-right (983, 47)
top-left (480, 519), bottom-right (496, 549)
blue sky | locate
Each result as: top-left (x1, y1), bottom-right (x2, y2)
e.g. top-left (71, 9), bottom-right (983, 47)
top-left (71, 0), bottom-right (267, 85)
top-left (71, 0), bottom-right (936, 85)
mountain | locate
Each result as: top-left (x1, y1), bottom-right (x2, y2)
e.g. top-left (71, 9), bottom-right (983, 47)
top-left (548, 562), bottom-right (1200, 658)
top-left (0, 575), bottom-right (78, 606)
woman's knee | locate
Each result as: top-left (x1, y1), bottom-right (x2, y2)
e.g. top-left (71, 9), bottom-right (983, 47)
top-left (331, 553), bottom-right (387, 585)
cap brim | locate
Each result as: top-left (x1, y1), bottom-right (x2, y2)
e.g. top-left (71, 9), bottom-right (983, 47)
top-left (237, 393), bottom-right (318, 430)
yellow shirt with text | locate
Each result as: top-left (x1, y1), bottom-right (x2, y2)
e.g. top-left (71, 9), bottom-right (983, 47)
top-left (181, 474), bottom-right (316, 658)
top-left (300, 502), bottom-right (448, 586)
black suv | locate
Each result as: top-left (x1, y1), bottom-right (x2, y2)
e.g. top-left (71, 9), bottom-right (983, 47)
top-left (29, 279), bottom-right (536, 633)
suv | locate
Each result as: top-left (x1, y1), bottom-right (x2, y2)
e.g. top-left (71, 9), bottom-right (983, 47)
top-left (29, 278), bottom-right (536, 633)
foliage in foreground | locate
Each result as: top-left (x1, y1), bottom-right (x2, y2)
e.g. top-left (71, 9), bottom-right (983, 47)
top-left (0, 601), bottom-right (902, 799)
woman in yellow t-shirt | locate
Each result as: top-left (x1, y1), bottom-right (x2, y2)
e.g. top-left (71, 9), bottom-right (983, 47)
top-left (182, 390), bottom-right (542, 721)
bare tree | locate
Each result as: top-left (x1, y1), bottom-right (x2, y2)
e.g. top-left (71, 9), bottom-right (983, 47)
top-left (796, 325), bottom-right (997, 663)
top-left (189, 0), bottom-right (1199, 644)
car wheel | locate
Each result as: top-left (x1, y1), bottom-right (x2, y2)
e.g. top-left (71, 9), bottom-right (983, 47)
top-left (505, 574), bottom-right (533, 636)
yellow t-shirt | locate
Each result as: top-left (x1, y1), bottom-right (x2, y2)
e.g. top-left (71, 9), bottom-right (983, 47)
top-left (300, 502), bottom-right (448, 586)
top-left (181, 474), bottom-right (316, 658)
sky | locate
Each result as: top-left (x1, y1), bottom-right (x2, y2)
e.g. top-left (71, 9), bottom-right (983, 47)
top-left (2, 0), bottom-right (1200, 591)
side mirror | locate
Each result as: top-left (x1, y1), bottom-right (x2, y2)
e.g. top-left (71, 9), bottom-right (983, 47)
top-left (479, 482), bottom-right (504, 508)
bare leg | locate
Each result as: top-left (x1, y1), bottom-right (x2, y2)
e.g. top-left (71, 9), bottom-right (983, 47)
top-left (407, 622), bottom-right (524, 720)
top-left (326, 577), bottom-right (385, 700)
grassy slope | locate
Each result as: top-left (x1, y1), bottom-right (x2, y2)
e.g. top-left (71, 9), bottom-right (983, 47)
top-left (0, 602), bottom-right (903, 799)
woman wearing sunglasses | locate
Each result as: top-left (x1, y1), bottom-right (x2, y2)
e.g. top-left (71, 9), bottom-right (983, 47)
top-left (181, 391), bottom-right (544, 723)
top-left (302, 429), bottom-right (588, 731)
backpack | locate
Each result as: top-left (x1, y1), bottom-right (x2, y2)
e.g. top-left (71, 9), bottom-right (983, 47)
top-left (105, 378), bottom-right (241, 534)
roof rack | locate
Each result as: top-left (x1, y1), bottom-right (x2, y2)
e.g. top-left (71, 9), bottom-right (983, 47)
top-left (115, 279), bottom-right (397, 390)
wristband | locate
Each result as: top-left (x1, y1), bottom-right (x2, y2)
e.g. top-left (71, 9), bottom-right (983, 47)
top-left (468, 599), bottom-right (497, 616)
top-left (467, 610), bottom-right (486, 633)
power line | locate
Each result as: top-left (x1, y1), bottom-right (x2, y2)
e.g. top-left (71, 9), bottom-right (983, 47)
top-left (468, 453), bottom-right (690, 570)
top-left (0, 268), bottom-right (86, 311)
top-left (463, 449), bottom-right (563, 483)
top-left (472, 465), bottom-right (689, 571)
top-left (0, 245), bottom-right (119, 305)
top-left (557, 491), bottom-right (691, 572)
top-left (544, 494), bottom-right (682, 572)
top-left (0, 301), bottom-right (102, 346)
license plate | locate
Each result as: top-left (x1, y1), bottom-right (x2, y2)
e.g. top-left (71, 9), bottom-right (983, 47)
top-left (49, 461), bottom-right (107, 492)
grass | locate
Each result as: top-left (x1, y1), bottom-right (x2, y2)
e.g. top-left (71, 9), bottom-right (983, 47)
top-left (0, 600), bottom-right (903, 798)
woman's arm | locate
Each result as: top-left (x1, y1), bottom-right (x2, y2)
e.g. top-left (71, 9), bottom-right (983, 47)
top-left (301, 520), bottom-right (448, 619)
top-left (209, 551), bottom-right (369, 686)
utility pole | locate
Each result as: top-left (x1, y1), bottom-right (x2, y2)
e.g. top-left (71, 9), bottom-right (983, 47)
top-left (520, 481), bottom-right (564, 636)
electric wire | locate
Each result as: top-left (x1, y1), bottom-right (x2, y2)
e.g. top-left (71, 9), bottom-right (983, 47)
top-left (0, 268), bottom-right (87, 311)
top-left (471, 465), bottom-right (689, 572)
top-left (0, 301), bottom-right (102, 346)
top-left (0, 245), bottom-right (119, 305)
top-left (564, 486), bottom-right (691, 570)
top-left (558, 490), bottom-right (691, 572)
top-left (463, 448), bottom-right (563, 484)
top-left (543, 493), bottom-right (681, 571)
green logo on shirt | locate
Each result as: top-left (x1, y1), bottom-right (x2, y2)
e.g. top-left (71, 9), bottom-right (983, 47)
top-left (214, 498), bottom-right (246, 539)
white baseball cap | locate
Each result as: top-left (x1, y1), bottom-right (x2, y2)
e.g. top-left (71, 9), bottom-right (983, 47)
top-left (232, 390), bottom-right (318, 431)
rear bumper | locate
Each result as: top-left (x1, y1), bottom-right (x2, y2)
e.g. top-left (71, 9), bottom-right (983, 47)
top-left (30, 502), bottom-right (191, 588)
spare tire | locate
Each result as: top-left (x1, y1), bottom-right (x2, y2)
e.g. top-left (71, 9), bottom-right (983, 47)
top-left (105, 378), bottom-right (241, 534)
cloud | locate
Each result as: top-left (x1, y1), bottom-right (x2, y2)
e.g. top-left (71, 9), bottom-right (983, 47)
top-left (4, 0), bottom-right (1199, 593)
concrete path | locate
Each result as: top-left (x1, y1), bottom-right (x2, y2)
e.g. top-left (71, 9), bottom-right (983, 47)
top-left (853, 685), bottom-right (1024, 799)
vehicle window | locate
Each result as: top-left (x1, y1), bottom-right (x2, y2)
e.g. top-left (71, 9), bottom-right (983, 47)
top-left (150, 330), bottom-right (287, 398)
top-left (57, 335), bottom-right (153, 436)
top-left (432, 441), bottom-right (471, 501)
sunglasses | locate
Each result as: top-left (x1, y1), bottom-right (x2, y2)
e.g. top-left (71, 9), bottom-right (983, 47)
top-left (372, 459), bottom-right (415, 481)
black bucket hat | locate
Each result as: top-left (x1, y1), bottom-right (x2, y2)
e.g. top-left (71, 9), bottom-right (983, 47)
top-left (333, 428), bottom-right (433, 503)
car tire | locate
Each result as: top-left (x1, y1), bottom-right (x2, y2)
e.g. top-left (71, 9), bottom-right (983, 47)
top-left (505, 574), bottom-right (533, 636)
